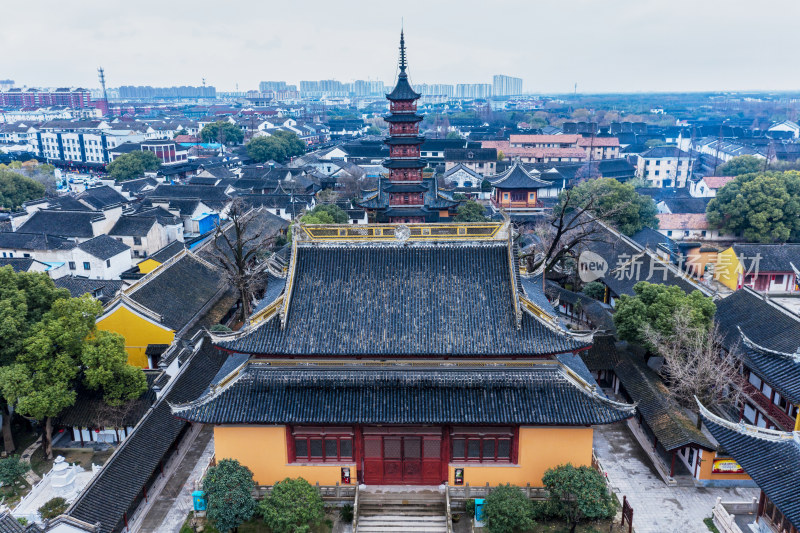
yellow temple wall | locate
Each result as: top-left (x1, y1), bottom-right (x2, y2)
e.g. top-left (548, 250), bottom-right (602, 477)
top-left (96, 305), bottom-right (174, 369)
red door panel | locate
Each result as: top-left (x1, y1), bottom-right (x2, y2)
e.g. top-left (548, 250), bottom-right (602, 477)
top-left (383, 437), bottom-right (403, 483)
top-left (403, 437), bottom-right (422, 483)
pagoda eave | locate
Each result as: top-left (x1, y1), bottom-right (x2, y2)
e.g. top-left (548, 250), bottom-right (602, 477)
top-left (383, 159), bottom-right (427, 169)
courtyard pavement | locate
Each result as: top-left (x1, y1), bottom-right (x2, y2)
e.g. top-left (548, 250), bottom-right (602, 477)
top-left (594, 421), bottom-right (758, 533)
top-left (140, 425), bottom-right (215, 533)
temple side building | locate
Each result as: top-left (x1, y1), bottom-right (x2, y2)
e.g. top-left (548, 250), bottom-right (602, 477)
top-left (171, 220), bottom-right (635, 487)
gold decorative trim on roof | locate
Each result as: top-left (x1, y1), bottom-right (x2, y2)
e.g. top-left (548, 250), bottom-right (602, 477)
top-left (297, 221), bottom-right (508, 242)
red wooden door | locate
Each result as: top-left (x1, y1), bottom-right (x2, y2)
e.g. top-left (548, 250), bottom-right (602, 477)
top-left (361, 429), bottom-right (444, 485)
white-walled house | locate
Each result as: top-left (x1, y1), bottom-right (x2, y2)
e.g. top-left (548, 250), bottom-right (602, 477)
top-left (689, 175), bottom-right (735, 198)
top-left (637, 146), bottom-right (692, 188)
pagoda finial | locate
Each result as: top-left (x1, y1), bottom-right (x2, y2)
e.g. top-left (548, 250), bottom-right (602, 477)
top-left (399, 27), bottom-right (407, 73)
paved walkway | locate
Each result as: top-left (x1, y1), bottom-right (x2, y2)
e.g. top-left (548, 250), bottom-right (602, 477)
top-left (594, 422), bottom-right (758, 533)
top-left (20, 436), bottom-right (41, 485)
top-left (138, 425), bottom-right (215, 533)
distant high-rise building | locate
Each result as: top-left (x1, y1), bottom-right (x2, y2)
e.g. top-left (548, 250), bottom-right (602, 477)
top-left (0, 87), bottom-right (93, 108)
top-left (455, 83), bottom-right (492, 99)
top-left (493, 75), bottom-right (523, 97)
top-left (117, 86), bottom-right (215, 99)
top-left (259, 81), bottom-right (288, 92)
top-left (416, 84), bottom-right (454, 97)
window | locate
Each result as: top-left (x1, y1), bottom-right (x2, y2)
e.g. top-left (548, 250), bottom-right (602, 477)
top-left (133, 237), bottom-right (142, 245)
top-left (106, 259), bottom-right (111, 267)
top-left (451, 427), bottom-right (514, 463)
top-left (290, 427), bottom-right (353, 463)
top-left (83, 262), bottom-right (90, 270)
top-left (69, 261), bottom-right (76, 270)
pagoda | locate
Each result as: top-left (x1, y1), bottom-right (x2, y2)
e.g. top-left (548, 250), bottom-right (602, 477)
top-left (358, 32), bottom-right (459, 223)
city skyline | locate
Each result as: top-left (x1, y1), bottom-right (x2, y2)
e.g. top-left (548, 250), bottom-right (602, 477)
top-left (4, 0), bottom-right (800, 94)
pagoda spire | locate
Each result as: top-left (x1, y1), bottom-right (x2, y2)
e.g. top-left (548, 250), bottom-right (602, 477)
top-left (399, 29), bottom-right (407, 74)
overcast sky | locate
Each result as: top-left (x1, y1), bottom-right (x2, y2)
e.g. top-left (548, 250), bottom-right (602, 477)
top-left (3, 0), bottom-right (799, 94)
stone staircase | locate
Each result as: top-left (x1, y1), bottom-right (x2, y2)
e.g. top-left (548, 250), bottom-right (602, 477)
top-left (356, 488), bottom-right (448, 533)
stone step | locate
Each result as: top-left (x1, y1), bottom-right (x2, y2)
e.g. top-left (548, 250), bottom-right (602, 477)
top-left (357, 524), bottom-right (448, 533)
top-left (357, 524), bottom-right (447, 533)
top-left (359, 504), bottom-right (445, 512)
top-left (358, 513), bottom-right (445, 522)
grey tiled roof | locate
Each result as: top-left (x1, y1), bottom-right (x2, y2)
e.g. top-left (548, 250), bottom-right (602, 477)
top-left (614, 351), bottom-right (714, 451)
top-left (172, 364), bottom-right (635, 426)
top-left (17, 210), bottom-right (101, 239)
top-left (108, 215), bottom-right (157, 237)
top-left (127, 254), bottom-right (223, 332)
top-left (77, 234), bottom-right (130, 260)
top-left (701, 411), bottom-right (800, 530)
top-left (0, 257), bottom-right (36, 272)
top-left (0, 232), bottom-right (76, 251)
top-left (54, 276), bottom-right (124, 304)
top-left (715, 289), bottom-right (800, 404)
top-left (217, 242), bottom-right (585, 357)
top-left (732, 243), bottom-right (800, 273)
top-left (67, 340), bottom-right (228, 533)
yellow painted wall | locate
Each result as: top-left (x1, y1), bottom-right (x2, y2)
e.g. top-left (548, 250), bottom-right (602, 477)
top-left (697, 449), bottom-right (752, 482)
top-left (715, 247), bottom-right (741, 291)
top-left (215, 426), bottom-right (356, 486)
top-left (137, 259), bottom-right (162, 274)
top-left (215, 426), bottom-right (593, 487)
top-left (448, 427), bottom-right (593, 486)
top-left (97, 305), bottom-right (174, 368)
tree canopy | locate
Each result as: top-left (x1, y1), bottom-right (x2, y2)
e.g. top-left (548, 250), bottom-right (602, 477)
top-left (200, 121), bottom-right (244, 145)
top-left (300, 204), bottom-right (348, 224)
top-left (246, 131), bottom-right (305, 163)
top-left (560, 178), bottom-right (658, 236)
top-left (106, 151), bottom-right (161, 182)
top-left (706, 170), bottom-right (800, 243)
top-left (717, 155), bottom-right (764, 176)
top-left (453, 200), bottom-right (488, 222)
top-left (0, 293), bottom-right (146, 458)
top-left (613, 281), bottom-right (716, 349)
top-left (0, 168), bottom-right (45, 210)
top-left (203, 459), bottom-right (256, 533)
top-left (542, 464), bottom-right (617, 533)
top-left (259, 477), bottom-right (325, 533)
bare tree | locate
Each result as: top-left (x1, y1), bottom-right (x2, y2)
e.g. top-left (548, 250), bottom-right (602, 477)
top-left (210, 199), bottom-right (278, 322)
top-left (643, 310), bottom-right (742, 429)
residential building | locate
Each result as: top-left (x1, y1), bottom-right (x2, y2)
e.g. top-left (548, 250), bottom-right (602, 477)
top-left (0, 87), bottom-right (93, 108)
top-left (455, 83), bottom-right (492, 99)
top-left (656, 213), bottom-right (723, 241)
top-left (108, 211), bottom-right (184, 259)
top-left (493, 75), bottom-right (523, 97)
top-left (444, 148), bottom-right (498, 176)
top-left (689, 175), bottom-right (735, 197)
top-left (637, 146), bottom-right (693, 187)
top-left (768, 120), bottom-right (800, 139)
top-left (108, 139), bottom-right (190, 166)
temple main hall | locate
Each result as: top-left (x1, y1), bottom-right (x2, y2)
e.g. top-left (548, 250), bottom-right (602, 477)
top-left (172, 219), bottom-right (635, 487)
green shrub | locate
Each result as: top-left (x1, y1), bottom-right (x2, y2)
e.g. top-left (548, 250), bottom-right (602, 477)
top-left (259, 477), bottom-right (325, 533)
top-left (339, 503), bottom-right (353, 523)
top-left (465, 499), bottom-right (475, 518)
top-left (542, 464), bottom-right (617, 531)
top-left (484, 484), bottom-right (535, 533)
top-left (583, 281), bottom-right (606, 301)
top-left (0, 455), bottom-right (29, 486)
top-left (38, 497), bottom-right (68, 519)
